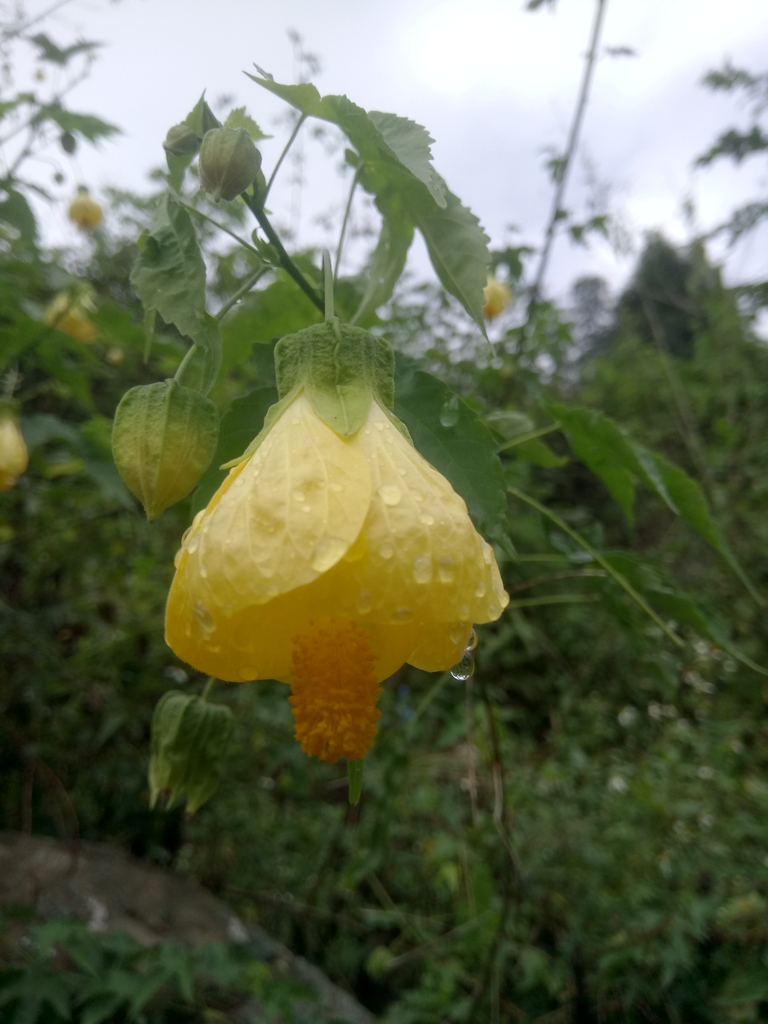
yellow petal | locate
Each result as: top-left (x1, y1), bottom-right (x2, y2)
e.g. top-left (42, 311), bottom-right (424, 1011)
top-left (176, 392), bottom-right (371, 616)
top-left (407, 621), bottom-right (473, 672)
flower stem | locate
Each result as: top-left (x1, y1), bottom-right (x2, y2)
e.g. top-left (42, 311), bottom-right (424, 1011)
top-left (174, 344), bottom-right (198, 385)
top-left (215, 266), bottom-right (268, 322)
top-left (347, 759), bottom-right (364, 805)
top-left (334, 169), bottom-right (359, 281)
top-left (178, 200), bottom-right (261, 257)
top-left (263, 113), bottom-right (307, 202)
top-left (201, 677), bottom-right (216, 702)
top-left (323, 249), bottom-right (334, 321)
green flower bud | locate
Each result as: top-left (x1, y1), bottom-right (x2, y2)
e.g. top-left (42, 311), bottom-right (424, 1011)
top-left (198, 127), bottom-right (262, 203)
top-left (163, 123), bottom-right (201, 158)
top-left (112, 379), bottom-right (219, 520)
top-left (149, 690), bottom-right (233, 814)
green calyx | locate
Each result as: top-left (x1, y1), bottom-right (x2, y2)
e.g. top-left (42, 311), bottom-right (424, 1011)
top-left (274, 318), bottom-right (395, 437)
top-left (112, 379), bottom-right (219, 520)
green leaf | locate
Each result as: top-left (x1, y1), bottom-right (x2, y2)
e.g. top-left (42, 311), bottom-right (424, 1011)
top-left (225, 106), bottom-right (270, 141)
top-left (190, 386), bottom-right (278, 516)
top-left (29, 33), bottom-right (101, 65)
top-left (130, 194), bottom-right (222, 393)
top-left (394, 357), bottom-right (512, 556)
top-left (550, 403), bottom-right (759, 600)
top-left (183, 92), bottom-right (221, 137)
top-left (36, 104), bottom-right (120, 140)
top-left (0, 187), bottom-right (37, 243)
top-left (352, 189), bottom-right (414, 324)
top-left (247, 74), bottom-right (491, 330)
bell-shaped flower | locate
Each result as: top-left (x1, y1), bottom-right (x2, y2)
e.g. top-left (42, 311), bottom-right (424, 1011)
top-left (482, 276), bottom-right (512, 320)
top-left (166, 321), bottom-right (508, 764)
top-left (68, 188), bottom-right (103, 230)
top-left (0, 407), bottom-right (28, 492)
top-left (45, 287), bottom-right (98, 344)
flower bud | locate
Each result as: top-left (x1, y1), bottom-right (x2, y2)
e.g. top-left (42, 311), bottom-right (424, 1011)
top-left (163, 123), bottom-right (201, 158)
top-left (0, 405), bottom-right (28, 492)
top-left (44, 287), bottom-right (99, 344)
top-left (198, 127), bottom-right (262, 203)
top-left (482, 276), bottom-right (512, 320)
top-left (149, 690), bottom-right (233, 814)
top-left (112, 379), bottom-right (219, 520)
top-left (68, 187), bottom-right (102, 229)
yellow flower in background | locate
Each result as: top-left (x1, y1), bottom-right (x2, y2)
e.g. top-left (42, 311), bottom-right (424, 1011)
top-left (166, 325), bottom-right (509, 765)
top-left (68, 188), bottom-right (103, 230)
top-left (0, 409), bottom-right (28, 492)
top-left (44, 290), bottom-right (98, 344)
top-left (482, 276), bottom-right (512, 320)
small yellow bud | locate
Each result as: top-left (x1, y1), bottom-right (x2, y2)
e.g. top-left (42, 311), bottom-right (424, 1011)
top-left (68, 188), bottom-right (103, 229)
top-left (44, 288), bottom-right (99, 344)
top-left (0, 408), bottom-right (28, 492)
top-left (482, 277), bottom-right (512, 321)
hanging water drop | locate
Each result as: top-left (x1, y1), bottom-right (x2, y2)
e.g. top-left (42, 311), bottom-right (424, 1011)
top-left (450, 651), bottom-right (474, 681)
top-left (187, 536), bottom-right (200, 554)
top-left (466, 628), bottom-right (478, 652)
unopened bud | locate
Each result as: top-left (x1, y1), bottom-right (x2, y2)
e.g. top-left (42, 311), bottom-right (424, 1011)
top-left (112, 379), bottom-right (219, 520)
top-left (163, 123), bottom-right (201, 158)
top-left (0, 405), bottom-right (28, 492)
top-left (482, 276), bottom-right (512, 321)
top-left (68, 187), bottom-right (102, 229)
top-left (149, 690), bottom-right (233, 813)
top-left (198, 127), bottom-right (262, 202)
top-left (44, 286), bottom-right (99, 343)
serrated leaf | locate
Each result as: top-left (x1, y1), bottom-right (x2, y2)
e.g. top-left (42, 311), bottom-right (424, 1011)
top-left (368, 110), bottom-right (445, 207)
top-left (352, 189), bottom-right (414, 324)
top-left (191, 387), bottom-right (279, 515)
top-left (551, 403), bottom-right (760, 601)
top-left (130, 194), bottom-right (221, 393)
top-left (394, 356), bottom-right (512, 555)
top-left (224, 105), bottom-right (270, 141)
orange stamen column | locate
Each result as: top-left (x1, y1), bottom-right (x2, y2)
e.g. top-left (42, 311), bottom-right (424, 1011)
top-left (289, 620), bottom-right (381, 763)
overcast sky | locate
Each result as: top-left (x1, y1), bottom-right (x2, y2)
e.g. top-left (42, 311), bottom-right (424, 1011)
top-left (16, 0), bottom-right (768, 310)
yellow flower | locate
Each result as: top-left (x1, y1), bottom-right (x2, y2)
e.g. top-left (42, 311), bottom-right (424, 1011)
top-left (68, 189), bottom-right (103, 230)
top-left (166, 393), bottom-right (508, 763)
top-left (0, 410), bottom-right (28, 492)
top-left (482, 276), bottom-right (512, 320)
top-left (44, 291), bottom-right (98, 344)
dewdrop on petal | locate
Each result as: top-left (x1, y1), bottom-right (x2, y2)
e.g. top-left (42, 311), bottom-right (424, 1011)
top-left (165, 319), bottom-right (509, 774)
top-left (0, 406), bottom-right (28, 491)
top-left (68, 187), bottom-right (103, 230)
top-left (482, 276), bottom-right (512, 320)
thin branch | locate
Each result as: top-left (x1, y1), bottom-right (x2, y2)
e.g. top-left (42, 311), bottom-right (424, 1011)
top-left (178, 200), bottom-right (261, 257)
top-left (496, 423), bottom-right (560, 453)
top-left (507, 484), bottom-right (684, 647)
top-left (215, 266), bottom-right (267, 321)
top-left (528, 0), bottom-right (609, 313)
top-left (334, 169), bottom-right (359, 280)
top-left (263, 113), bottom-right (307, 202)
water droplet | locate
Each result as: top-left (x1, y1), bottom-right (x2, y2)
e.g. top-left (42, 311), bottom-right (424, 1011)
top-left (187, 536), bottom-right (200, 554)
top-left (439, 395), bottom-right (460, 429)
top-left (173, 549), bottom-right (183, 568)
top-left (450, 622), bottom-right (469, 645)
top-left (181, 526), bottom-right (192, 547)
top-left (466, 628), bottom-right (478, 652)
top-left (364, 428), bottom-right (371, 435)
top-left (239, 666), bottom-right (259, 681)
top-left (200, 565), bottom-right (208, 578)
top-left (194, 602), bottom-right (214, 633)
top-left (192, 510), bottom-right (205, 528)
top-left (459, 603), bottom-right (470, 620)
top-left (475, 580), bottom-right (486, 598)
top-left (331, 482), bottom-right (344, 493)
top-left (391, 606), bottom-right (413, 623)
top-left (398, 467), bottom-right (407, 476)
top-left (418, 513), bottom-right (435, 526)
top-left (483, 546), bottom-right (492, 565)
top-left (488, 602), bottom-right (500, 618)
top-left (413, 492), bottom-right (424, 502)
top-left (234, 476), bottom-right (244, 487)
top-left (374, 421), bottom-right (385, 431)
top-left (292, 489), bottom-right (306, 503)
top-left (311, 536), bottom-right (347, 573)
top-left (450, 651), bottom-right (474, 681)
top-left (379, 540), bottom-right (394, 559)
top-left (292, 417), bottom-right (301, 425)
top-left (378, 484), bottom-right (401, 507)
top-left (413, 555), bottom-right (432, 583)
top-left (437, 556), bottom-right (455, 583)
top-left (356, 590), bottom-right (373, 614)
top-left (302, 504), bottom-right (311, 513)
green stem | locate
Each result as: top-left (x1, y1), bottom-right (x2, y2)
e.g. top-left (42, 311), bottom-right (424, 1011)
top-left (507, 485), bottom-right (684, 647)
top-left (215, 266), bottom-right (267, 322)
top-left (334, 169), bottom-right (359, 281)
top-left (263, 113), bottom-right (307, 202)
top-left (174, 344), bottom-right (198, 385)
top-left (496, 423), bottom-right (560, 454)
top-left (179, 200), bottom-right (261, 256)
top-left (322, 249), bottom-right (334, 321)
top-left (201, 677), bottom-right (216, 702)
top-left (241, 192), bottom-right (324, 315)
top-left (508, 594), bottom-right (600, 609)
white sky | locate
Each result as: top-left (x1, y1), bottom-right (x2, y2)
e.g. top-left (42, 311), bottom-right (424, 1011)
top-left (13, 0), bottom-right (768, 307)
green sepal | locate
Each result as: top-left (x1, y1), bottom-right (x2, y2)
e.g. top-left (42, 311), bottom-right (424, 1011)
top-left (149, 690), bottom-right (234, 815)
top-left (348, 759), bottom-right (364, 805)
top-left (274, 318), bottom-right (395, 437)
top-left (111, 379), bottom-right (219, 520)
